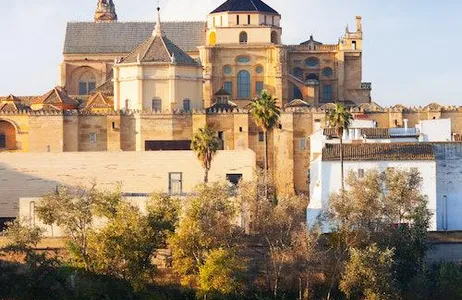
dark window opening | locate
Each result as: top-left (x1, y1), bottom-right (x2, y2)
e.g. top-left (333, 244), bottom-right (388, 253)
top-left (258, 132), bottom-right (264, 142)
top-left (169, 172), bottom-right (183, 195)
top-left (145, 140), bottom-right (192, 151)
top-left (227, 174), bottom-right (243, 186)
top-left (305, 73), bottom-right (319, 81)
top-left (152, 98), bottom-right (162, 111)
top-left (237, 15), bottom-right (240, 25)
top-left (0, 134), bottom-right (5, 149)
top-left (239, 127), bottom-right (243, 132)
top-left (247, 15), bottom-right (251, 25)
top-left (218, 131), bottom-right (224, 140)
top-left (352, 41), bottom-right (357, 50)
top-left (112, 122), bottom-right (115, 129)
top-left (239, 31), bottom-right (248, 43)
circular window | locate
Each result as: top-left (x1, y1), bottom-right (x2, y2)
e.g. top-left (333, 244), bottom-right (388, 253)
top-left (322, 67), bottom-right (333, 77)
top-left (224, 66), bottom-right (232, 75)
top-left (237, 56), bottom-right (250, 63)
top-left (256, 66), bottom-right (264, 74)
top-left (305, 57), bottom-right (319, 68)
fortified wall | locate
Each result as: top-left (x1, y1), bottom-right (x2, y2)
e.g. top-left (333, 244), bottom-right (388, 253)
top-left (1, 103), bottom-right (462, 195)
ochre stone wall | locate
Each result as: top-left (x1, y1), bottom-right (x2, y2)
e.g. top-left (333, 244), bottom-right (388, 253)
top-left (3, 107), bottom-right (462, 196)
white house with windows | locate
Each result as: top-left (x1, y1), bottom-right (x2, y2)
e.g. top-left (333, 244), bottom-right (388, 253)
top-left (308, 143), bottom-right (438, 231)
top-left (308, 118), bottom-right (462, 232)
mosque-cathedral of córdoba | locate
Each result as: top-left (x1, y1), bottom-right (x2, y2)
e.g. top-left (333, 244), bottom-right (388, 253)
top-left (1, 0), bottom-right (461, 198)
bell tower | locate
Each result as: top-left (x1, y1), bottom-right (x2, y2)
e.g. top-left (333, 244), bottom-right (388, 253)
top-left (94, 0), bottom-right (117, 23)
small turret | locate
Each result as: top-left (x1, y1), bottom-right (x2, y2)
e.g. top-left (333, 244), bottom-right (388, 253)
top-left (94, 0), bottom-right (117, 23)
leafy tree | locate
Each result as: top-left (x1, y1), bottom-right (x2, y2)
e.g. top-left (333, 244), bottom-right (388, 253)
top-left (198, 248), bottom-right (247, 299)
top-left (248, 90), bottom-right (281, 187)
top-left (88, 202), bottom-right (159, 290)
top-left (326, 103), bottom-right (353, 191)
top-left (2, 218), bottom-right (44, 252)
top-left (191, 126), bottom-right (220, 183)
top-left (146, 192), bottom-right (181, 247)
top-left (340, 244), bottom-right (399, 300)
top-left (168, 183), bottom-right (243, 286)
top-left (324, 168), bottom-right (431, 299)
top-left (36, 184), bottom-right (122, 270)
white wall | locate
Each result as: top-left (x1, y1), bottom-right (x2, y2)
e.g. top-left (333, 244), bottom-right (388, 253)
top-left (418, 119), bottom-right (452, 142)
top-left (0, 150), bottom-right (255, 218)
top-left (308, 160), bottom-right (437, 231)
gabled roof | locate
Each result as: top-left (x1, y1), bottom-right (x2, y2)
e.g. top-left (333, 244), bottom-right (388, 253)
top-left (211, 0), bottom-right (279, 14)
top-left (122, 34), bottom-right (200, 66)
top-left (214, 87), bottom-right (231, 96)
top-left (285, 99), bottom-right (311, 108)
top-left (207, 100), bottom-right (238, 112)
top-left (64, 22), bottom-right (206, 54)
top-left (84, 92), bottom-right (113, 109)
top-left (32, 87), bottom-right (78, 108)
top-left (322, 143), bottom-right (435, 161)
top-left (300, 35), bottom-right (323, 46)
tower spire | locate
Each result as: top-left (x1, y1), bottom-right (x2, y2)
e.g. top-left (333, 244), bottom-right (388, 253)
top-left (95, 0), bottom-right (117, 23)
top-left (153, 6), bottom-right (162, 36)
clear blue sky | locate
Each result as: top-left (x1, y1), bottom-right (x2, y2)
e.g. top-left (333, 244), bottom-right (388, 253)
top-left (0, 0), bottom-right (461, 107)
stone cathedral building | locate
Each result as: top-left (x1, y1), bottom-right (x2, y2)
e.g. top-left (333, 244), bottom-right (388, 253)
top-left (1, 0), bottom-right (461, 197)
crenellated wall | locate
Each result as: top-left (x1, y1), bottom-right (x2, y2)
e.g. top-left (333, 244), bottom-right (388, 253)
top-left (2, 103), bottom-right (462, 194)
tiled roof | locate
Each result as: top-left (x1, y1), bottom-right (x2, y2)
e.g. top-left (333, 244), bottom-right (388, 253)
top-left (32, 87), bottom-right (78, 108)
top-left (90, 79), bottom-right (114, 96)
top-left (211, 0), bottom-right (279, 14)
top-left (285, 99), bottom-right (311, 108)
top-left (84, 92), bottom-right (113, 109)
top-left (63, 22), bottom-right (206, 54)
top-left (214, 88), bottom-right (231, 96)
top-left (322, 143), bottom-right (435, 161)
top-left (122, 34), bottom-right (200, 66)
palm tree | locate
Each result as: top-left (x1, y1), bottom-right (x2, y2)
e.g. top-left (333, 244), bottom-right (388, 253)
top-left (191, 126), bottom-right (220, 183)
top-left (326, 103), bottom-right (353, 191)
top-left (248, 90), bottom-right (281, 193)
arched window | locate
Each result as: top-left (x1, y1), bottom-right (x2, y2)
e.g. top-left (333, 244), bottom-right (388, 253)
top-left (0, 120), bottom-right (16, 150)
top-left (293, 68), bottom-right (303, 79)
top-left (237, 70), bottom-right (251, 98)
top-left (78, 71), bottom-right (96, 95)
top-left (209, 32), bottom-right (216, 46)
top-left (183, 99), bottom-right (191, 111)
top-left (239, 31), bottom-right (248, 44)
top-left (271, 31), bottom-right (278, 44)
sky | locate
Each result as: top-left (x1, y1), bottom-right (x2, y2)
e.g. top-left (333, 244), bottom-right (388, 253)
top-left (0, 0), bottom-right (461, 107)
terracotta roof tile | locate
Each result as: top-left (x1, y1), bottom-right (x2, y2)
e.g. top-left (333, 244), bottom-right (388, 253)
top-left (322, 143), bottom-right (435, 161)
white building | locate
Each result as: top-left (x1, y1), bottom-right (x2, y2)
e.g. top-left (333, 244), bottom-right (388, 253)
top-left (308, 118), bottom-right (462, 232)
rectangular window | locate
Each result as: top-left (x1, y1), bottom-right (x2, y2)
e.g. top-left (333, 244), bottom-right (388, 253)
top-left (224, 81), bottom-right (233, 96)
top-left (152, 98), bottom-right (162, 111)
top-left (248, 15), bottom-right (251, 25)
top-left (299, 138), bottom-right (307, 150)
top-left (0, 134), bottom-right (5, 148)
top-left (79, 82), bottom-right (87, 95)
top-left (89, 133), bottom-right (97, 144)
top-left (264, 15), bottom-right (267, 24)
top-left (258, 132), bottom-right (264, 142)
top-left (218, 131), bottom-right (224, 140)
top-left (183, 99), bottom-right (191, 111)
top-left (256, 81), bottom-right (264, 95)
top-left (352, 41), bottom-right (357, 50)
top-left (169, 172), bottom-right (183, 195)
top-left (213, 17), bottom-right (216, 27)
top-left (220, 16), bottom-right (223, 26)
top-left (88, 82), bottom-right (96, 93)
top-left (358, 169), bottom-right (365, 178)
top-left (323, 84), bottom-right (332, 101)
top-left (272, 16), bottom-right (275, 25)
top-left (237, 15), bottom-right (240, 25)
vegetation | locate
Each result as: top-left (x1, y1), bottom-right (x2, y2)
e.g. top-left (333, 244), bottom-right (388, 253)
top-left (248, 90), bottom-right (281, 182)
top-left (326, 103), bottom-right (353, 191)
top-left (191, 126), bottom-right (220, 183)
top-left (0, 169), bottom-right (458, 300)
